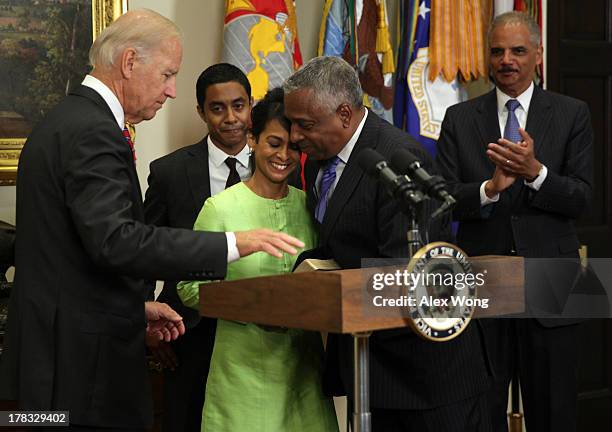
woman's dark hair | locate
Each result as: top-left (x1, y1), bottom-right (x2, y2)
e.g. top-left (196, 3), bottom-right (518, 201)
top-left (250, 87), bottom-right (291, 140)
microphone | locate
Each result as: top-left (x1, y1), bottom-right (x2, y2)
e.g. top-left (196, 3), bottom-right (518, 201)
top-left (390, 148), bottom-right (456, 216)
top-left (357, 148), bottom-right (426, 208)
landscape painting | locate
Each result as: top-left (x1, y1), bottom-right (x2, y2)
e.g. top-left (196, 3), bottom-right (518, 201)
top-left (0, 0), bottom-right (92, 138)
top-left (0, 0), bottom-right (126, 185)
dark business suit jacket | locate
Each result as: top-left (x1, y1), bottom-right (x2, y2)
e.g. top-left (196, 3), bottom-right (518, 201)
top-left (435, 86), bottom-right (593, 323)
top-left (305, 112), bottom-right (490, 409)
top-left (143, 138), bottom-right (218, 432)
top-left (0, 86), bottom-right (228, 429)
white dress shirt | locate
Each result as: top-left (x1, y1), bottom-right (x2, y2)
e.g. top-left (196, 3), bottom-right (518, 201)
top-left (207, 136), bottom-right (251, 197)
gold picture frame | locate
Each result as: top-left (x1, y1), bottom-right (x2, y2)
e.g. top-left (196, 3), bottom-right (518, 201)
top-left (0, 0), bottom-right (128, 186)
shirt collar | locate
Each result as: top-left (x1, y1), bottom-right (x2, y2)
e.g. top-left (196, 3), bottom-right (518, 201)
top-left (337, 107), bottom-right (369, 164)
top-left (496, 82), bottom-right (534, 116)
top-left (81, 75), bottom-right (124, 129)
top-left (207, 135), bottom-right (250, 168)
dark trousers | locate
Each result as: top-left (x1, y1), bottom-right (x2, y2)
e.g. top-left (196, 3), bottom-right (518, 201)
top-left (370, 392), bottom-right (492, 432)
top-left (482, 319), bottom-right (581, 432)
top-left (161, 317), bottom-right (216, 432)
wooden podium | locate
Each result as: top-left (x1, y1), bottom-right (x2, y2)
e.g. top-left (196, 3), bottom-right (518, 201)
top-left (199, 255), bottom-right (524, 432)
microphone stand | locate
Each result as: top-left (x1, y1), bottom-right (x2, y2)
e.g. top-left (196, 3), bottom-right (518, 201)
top-left (407, 208), bottom-right (422, 260)
top-left (352, 177), bottom-right (423, 432)
top-left (397, 177), bottom-right (424, 259)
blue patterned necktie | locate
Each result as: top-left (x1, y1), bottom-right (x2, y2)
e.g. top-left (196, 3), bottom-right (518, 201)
top-left (504, 99), bottom-right (522, 143)
top-left (315, 156), bottom-right (341, 223)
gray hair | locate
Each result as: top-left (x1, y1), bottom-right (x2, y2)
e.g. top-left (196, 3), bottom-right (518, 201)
top-left (283, 56), bottom-right (363, 113)
top-left (488, 11), bottom-right (541, 47)
top-left (89, 9), bottom-right (182, 69)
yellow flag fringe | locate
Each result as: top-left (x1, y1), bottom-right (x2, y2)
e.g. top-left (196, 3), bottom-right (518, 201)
top-left (429, 0), bottom-right (491, 83)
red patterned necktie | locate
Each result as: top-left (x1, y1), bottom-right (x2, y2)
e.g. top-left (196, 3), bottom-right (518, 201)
top-left (122, 126), bottom-right (136, 162)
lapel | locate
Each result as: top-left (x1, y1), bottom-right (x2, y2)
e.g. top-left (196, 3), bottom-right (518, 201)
top-left (320, 112), bottom-right (378, 242)
top-left (71, 84), bottom-right (142, 197)
top-left (70, 85), bottom-right (117, 121)
top-left (525, 86), bottom-right (552, 154)
top-left (475, 89), bottom-right (501, 148)
top-left (185, 137), bottom-right (211, 210)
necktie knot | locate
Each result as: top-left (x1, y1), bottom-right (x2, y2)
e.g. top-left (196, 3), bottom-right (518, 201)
top-left (325, 156), bottom-right (341, 172)
top-left (225, 157), bottom-right (237, 170)
top-left (224, 157), bottom-right (241, 189)
top-left (506, 99), bottom-right (520, 113)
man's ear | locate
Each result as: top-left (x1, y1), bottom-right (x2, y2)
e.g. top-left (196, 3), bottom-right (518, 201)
top-left (337, 103), bottom-right (353, 128)
top-left (120, 48), bottom-right (137, 79)
top-left (535, 45), bottom-right (543, 66)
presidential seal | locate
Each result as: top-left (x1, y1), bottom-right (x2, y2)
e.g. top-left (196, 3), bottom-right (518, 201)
top-left (406, 242), bottom-right (476, 342)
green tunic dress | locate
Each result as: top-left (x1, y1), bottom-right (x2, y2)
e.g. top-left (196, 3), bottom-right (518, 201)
top-left (177, 183), bottom-right (338, 432)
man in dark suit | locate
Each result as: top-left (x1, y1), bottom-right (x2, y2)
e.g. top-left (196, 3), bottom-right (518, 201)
top-left (284, 56), bottom-right (491, 432)
top-left (143, 63), bottom-right (253, 432)
top-left (0, 10), bottom-right (302, 431)
top-left (435, 11), bottom-right (593, 432)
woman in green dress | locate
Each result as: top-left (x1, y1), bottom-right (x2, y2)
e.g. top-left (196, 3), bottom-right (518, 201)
top-left (177, 88), bottom-right (338, 432)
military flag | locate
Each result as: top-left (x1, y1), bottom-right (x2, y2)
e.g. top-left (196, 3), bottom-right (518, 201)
top-left (394, 0), bottom-right (492, 157)
top-left (394, 0), bottom-right (466, 157)
top-left (222, 0), bottom-right (302, 101)
top-left (319, 0), bottom-right (395, 122)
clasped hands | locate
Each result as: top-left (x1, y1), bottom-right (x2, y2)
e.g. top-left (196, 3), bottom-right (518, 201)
top-left (484, 128), bottom-right (542, 198)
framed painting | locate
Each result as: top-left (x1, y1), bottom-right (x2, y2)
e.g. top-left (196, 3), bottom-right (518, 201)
top-left (0, 0), bottom-right (127, 186)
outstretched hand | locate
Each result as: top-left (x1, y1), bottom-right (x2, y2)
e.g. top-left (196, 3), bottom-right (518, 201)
top-left (145, 301), bottom-right (185, 342)
top-left (235, 229), bottom-right (304, 258)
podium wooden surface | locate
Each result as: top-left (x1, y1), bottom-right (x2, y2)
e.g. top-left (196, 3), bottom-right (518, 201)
top-left (199, 255), bottom-right (524, 333)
